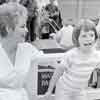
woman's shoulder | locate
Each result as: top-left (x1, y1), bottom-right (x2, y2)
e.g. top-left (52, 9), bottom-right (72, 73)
top-left (18, 42), bottom-right (44, 55)
top-left (18, 42), bottom-right (36, 48)
top-left (18, 42), bottom-right (39, 52)
top-left (18, 42), bottom-right (33, 47)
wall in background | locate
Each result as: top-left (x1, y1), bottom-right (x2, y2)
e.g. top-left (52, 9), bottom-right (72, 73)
top-left (58, 0), bottom-right (100, 25)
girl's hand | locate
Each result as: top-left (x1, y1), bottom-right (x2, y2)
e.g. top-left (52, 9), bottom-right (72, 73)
top-left (49, 33), bottom-right (56, 39)
top-left (42, 91), bottom-right (52, 100)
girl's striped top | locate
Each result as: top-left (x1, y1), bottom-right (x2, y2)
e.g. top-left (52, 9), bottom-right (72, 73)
top-left (60, 47), bottom-right (100, 92)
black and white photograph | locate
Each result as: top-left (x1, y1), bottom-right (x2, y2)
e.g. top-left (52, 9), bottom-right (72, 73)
top-left (0, 0), bottom-right (100, 100)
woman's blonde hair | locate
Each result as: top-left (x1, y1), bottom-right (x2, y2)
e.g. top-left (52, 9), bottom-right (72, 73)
top-left (0, 2), bottom-right (28, 37)
top-left (72, 19), bottom-right (98, 47)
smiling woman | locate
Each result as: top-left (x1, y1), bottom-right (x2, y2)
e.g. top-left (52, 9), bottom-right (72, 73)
top-left (0, 2), bottom-right (28, 38)
top-left (0, 2), bottom-right (40, 100)
top-left (0, 2), bottom-right (29, 64)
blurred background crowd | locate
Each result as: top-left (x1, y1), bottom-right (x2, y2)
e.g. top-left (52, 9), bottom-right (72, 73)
top-left (1, 0), bottom-right (100, 50)
top-left (0, 0), bottom-right (63, 42)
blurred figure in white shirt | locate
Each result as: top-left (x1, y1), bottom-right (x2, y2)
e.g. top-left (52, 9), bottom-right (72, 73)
top-left (51, 24), bottom-right (74, 50)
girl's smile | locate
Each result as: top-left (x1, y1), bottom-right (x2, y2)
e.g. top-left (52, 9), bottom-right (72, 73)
top-left (83, 42), bottom-right (92, 46)
top-left (78, 30), bottom-right (95, 49)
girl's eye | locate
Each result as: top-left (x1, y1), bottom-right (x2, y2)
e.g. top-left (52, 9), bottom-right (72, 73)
top-left (90, 34), bottom-right (94, 37)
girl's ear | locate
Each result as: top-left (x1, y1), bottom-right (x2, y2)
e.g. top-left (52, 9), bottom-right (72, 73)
top-left (6, 26), bottom-right (13, 34)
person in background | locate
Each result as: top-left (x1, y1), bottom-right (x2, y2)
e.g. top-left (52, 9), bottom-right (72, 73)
top-left (50, 20), bottom-right (74, 50)
top-left (0, 0), bottom-right (6, 4)
top-left (44, 0), bottom-right (62, 30)
top-left (39, 0), bottom-right (62, 39)
top-left (53, 24), bottom-right (74, 50)
top-left (43, 19), bottom-right (100, 100)
top-left (0, 2), bottom-right (41, 100)
top-left (20, 0), bottom-right (39, 42)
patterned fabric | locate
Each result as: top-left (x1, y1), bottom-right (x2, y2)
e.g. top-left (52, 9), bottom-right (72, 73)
top-left (20, 0), bottom-right (38, 17)
top-left (55, 47), bottom-right (100, 100)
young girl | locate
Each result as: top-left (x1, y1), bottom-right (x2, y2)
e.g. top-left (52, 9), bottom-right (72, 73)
top-left (44, 19), bottom-right (100, 100)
